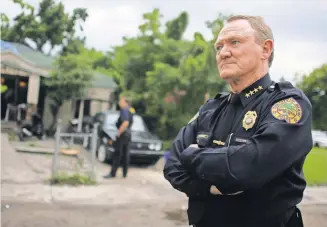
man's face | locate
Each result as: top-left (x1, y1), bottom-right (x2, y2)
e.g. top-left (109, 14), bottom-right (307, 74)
top-left (119, 97), bottom-right (127, 108)
top-left (215, 19), bottom-right (263, 82)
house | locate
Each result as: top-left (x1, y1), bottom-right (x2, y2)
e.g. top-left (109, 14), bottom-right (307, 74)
top-left (1, 40), bottom-right (52, 120)
top-left (0, 40), bottom-right (117, 129)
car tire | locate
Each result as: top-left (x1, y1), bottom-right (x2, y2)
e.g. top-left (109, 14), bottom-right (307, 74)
top-left (315, 143), bottom-right (320, 148)
top-left (97, 144), bottom-right (108, 163)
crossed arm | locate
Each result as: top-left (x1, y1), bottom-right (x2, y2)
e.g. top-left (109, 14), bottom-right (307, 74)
top-left (163, 96), bottom-right (313, 196)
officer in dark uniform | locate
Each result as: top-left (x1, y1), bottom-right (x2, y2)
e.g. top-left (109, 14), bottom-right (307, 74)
top-left (163, 15), bottom-right (312, 227)
top-left (104, 95), bottom-right (134, 178)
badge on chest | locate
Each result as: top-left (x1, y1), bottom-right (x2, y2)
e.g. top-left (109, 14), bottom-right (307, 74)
top-left (242, 111), bottom-right (257, 131)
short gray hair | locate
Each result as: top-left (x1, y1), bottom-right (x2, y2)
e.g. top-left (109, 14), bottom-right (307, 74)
top-left (227, 15), bottom-right (274, 67)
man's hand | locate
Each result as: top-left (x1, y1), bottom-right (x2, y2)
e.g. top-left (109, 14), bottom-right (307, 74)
top-left (180, 144), bottom-right (200, 168)
top-left (210, 185), bottom-right (223, 195)
top-left (210, 185), bottom-right (244, 196)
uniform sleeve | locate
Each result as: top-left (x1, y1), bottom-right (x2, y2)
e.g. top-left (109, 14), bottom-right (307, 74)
top-left (163, 112), bottom-right (211, 197)
top-left (121, 109), bottom-right (129, 121)
top-left (180, 94), bottom-right (313, 194)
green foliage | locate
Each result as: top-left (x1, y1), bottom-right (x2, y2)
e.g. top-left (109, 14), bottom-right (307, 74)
top-left (2, 1), bottom-right (232, 140)
top-left (1, 0), bottom-right (88, 54)
top-left (45, 53), bottom-right (94, 105)
top-left (165, 11), bottom-right (188, 40)
top-left (162, 139), bottom-right (174, 151)
top-left (106, 9), bottom-right (228, 139)
top-left (297, 64), bottom-right (327, 130)
top-left (49, 172), bottom-right (96, 186)
top-left (44, 52), bottom-right (94, 133)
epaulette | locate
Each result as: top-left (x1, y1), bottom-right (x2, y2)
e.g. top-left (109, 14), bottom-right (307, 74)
top-left (267, 81), bottom-right (297, 95)
top-left (200, 99), bottom-right (214, 113)
top-left (275, 81), bottom-right (295, 90)
top-left (214, 92), bottom-right (229, 99)
top-left (201, 93), bottom-right (228, 113)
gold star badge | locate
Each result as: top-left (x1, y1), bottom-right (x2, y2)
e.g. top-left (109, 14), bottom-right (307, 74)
top-left (245, 93), bottom-right (250, 98)
top-left (254, 88), bottom-right (258, 93)
top-left (258, 86), bottom-right (263, 90)
top-left (249, 90), bottom-right (254, 95)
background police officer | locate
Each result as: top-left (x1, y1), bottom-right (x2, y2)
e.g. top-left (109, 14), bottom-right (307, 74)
top-left (164, 15), bottom-right (312, 227)
top-left (104, 95), bottom-right (134, 179)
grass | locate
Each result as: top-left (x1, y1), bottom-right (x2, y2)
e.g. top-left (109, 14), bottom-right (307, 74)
top-left (162, 139), bottom-right (174, 151)
top-left (49, 172), bottom-right (97, 186)
top-left (303, 147), bottom-right (327, 186)
top-left (7, 131), bottom-right (18, 141)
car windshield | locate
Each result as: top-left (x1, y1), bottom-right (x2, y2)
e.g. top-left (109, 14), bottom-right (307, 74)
top-left (104, 112), bottom-right (148, 132)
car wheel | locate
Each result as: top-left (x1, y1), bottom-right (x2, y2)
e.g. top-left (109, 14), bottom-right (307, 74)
top-left (315, 143), bottom-right (320, 148)
top-left (97, 144), bottom-right (107, 163)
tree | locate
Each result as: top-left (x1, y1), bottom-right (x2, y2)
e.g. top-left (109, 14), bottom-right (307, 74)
top-left (165, 11), bottom-right (188, 40)
top-left (44, 53), bottom-right (94, 133)
top-left (297, 64), bottom-right (327, 130)
top-left (1, 0), bottom-right (88, 55)
top-left (106, 9), bottom-right (229, 139)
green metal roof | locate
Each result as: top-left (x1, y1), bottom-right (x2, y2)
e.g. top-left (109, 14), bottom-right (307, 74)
top-left (1, 40), bottom-right (117, 89)
top-left (92, 71), bottom-right (117, 89)
top-left (1, 40), bottom-right (54, 69)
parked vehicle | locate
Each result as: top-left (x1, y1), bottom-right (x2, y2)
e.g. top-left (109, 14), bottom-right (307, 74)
top-left (312, 130), bottom-right (327, 148)
top-left (16, 112), bottom-right (45, 141)
top-left (93, 111), bottom-right (164, 165)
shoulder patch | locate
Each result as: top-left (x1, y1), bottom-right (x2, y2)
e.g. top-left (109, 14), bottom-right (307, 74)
top-left (188, 112), bottom-right (199, 124)
top-left (271, 97), bottom-right (302, 124)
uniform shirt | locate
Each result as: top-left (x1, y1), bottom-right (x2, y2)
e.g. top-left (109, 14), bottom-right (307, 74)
top-left (116, 107), bottom-right (133, 131)
top-left (163, 74), bottom-right (313, 225)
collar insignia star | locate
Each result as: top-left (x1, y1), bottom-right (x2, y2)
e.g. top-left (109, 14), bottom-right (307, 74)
top-left (244, 85), bottom-right (264, 98)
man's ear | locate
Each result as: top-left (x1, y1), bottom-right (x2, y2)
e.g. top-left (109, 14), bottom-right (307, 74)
top-left (261, 39), bottom-right (273, 61)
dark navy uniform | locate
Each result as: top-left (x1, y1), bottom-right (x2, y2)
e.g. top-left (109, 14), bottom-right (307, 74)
top-left (163, 74), bottom-right (312, 227)
top-left (110, 107), bottom-right (134, 178)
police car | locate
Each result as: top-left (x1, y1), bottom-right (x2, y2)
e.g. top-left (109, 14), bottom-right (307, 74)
top-left (93, 111), bottom-right (164, 164)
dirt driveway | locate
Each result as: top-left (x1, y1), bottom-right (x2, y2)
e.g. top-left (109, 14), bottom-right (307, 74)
top-left (2, 201), bottom-right (327, 227)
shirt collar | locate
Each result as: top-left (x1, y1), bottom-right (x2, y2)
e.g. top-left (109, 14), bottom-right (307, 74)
top-left (239, 73), bottom-right (272, 106)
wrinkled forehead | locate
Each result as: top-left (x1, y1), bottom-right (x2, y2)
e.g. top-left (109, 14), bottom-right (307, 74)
top-left (216, 20), bottom-right (256, 43)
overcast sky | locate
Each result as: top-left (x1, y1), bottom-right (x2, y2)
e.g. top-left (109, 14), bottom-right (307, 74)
top-left (2, 0), bottom-right (327, 82)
